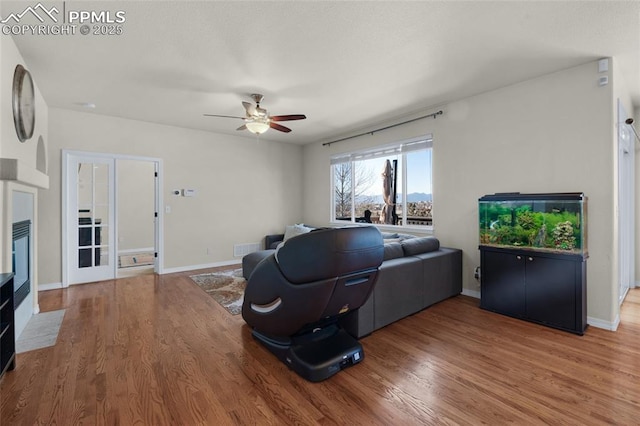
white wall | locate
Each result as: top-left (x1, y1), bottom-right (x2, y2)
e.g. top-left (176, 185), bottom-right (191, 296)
top-left (303, 61), bottom-right (621, 327)
top-left (1, 35), bottom-right (49, 329)
top-left (39, 108), bottom-right (303, 284)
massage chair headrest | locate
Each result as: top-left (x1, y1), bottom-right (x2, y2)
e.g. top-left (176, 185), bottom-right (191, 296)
top-left (275, 226), bottom-right (384, 284)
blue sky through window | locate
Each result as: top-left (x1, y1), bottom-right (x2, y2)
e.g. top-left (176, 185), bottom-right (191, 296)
top-left (358, 149), bottom-right (431, 197)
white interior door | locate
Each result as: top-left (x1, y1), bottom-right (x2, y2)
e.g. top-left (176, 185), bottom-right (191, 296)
top-left (66, 154), bottom-right (116, 285)
top-left (618, 100), bottom-right (635, 303)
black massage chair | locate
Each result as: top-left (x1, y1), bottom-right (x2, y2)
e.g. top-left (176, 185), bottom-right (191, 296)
top-left (241, 226), bottom-right (384, 382)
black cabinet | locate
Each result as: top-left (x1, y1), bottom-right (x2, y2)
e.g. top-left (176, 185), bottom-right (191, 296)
top-left (1, 273), bottom-right (16, 380)
top-left (480, 247), bottom-right (587, 334)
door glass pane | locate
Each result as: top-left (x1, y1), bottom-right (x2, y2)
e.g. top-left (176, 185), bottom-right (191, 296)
top-left (76, 160), bottom-right (110, 270)
top-left (78, 163), bottom-right (93, 207)
top-left (98, 250), bottom-right (109, 267)
top-left (94, 163), bottom-right (108, 184)
top-left (79, 248), bottom-right (92, 268)
top-left (79, 225), bottom-right (92, 247)
top-left (94, 206), bottom-right (109, 226)
top-left (95, 183), bottom-right (108, 206)
top-left (96, 226), bottom-right (107, 245)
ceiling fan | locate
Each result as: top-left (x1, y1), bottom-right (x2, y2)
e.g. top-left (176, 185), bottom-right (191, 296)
top-left (204, 94), bottom-right (306, 134)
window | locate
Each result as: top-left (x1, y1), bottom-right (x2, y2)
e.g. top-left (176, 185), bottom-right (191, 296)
top-left (331, 136), bottom-right (433, 227)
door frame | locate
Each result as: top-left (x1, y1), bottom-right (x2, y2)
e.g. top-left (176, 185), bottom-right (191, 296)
top-left (617, 100), bottom-right (635, 304)
top-left (62, 150), bottom-right (164, 287)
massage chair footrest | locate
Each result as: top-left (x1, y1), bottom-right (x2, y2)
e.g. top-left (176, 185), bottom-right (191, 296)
top-left (252, 326), bottom-right (364, 382)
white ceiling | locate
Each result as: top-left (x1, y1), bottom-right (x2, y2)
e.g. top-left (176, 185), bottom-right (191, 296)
top-left (4, 1), bottom-right (640, 145)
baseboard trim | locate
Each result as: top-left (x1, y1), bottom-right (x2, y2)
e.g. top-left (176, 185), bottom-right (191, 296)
top-left (39, 282), bottom-right (63, 292)
top-left (461, 288), bottom-right (481, 299)
top-left (587, 315), bottom-right (620, 331)
top-left (459, 289), bottom-right (621, 332)
top-left (162, 260), bottom-right (241, 274)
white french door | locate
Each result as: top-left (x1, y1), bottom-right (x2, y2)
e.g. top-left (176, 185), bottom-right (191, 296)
top-left (65, 154), bottom-right (116, 285)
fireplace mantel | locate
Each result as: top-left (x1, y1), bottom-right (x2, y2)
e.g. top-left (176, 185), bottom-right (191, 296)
top-left (0, 158), bottom-right (49, 189)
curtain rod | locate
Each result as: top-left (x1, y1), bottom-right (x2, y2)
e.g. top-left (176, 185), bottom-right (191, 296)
top-left (322, 110), bottom-right (443, 147)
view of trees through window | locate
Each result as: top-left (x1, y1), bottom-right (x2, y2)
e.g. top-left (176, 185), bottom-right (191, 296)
top-left (332, 139), bottom-right (433, 227)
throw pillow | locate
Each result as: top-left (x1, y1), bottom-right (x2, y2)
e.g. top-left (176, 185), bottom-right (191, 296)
top-left (381, 232), bottom-right (399, 239)
top-left (283, 224), bottom-right (313, 241)
top-left (401, 236), bottom-right (440, 256)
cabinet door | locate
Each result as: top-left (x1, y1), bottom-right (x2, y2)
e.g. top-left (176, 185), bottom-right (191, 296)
top-left (524, 256), bottom-right (576, 330)
top-left (481, 251), bottom-right (526, 317)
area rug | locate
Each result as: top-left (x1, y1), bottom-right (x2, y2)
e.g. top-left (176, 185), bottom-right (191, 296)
top-left (16, 309), bottom-right (65, 353)
top-left (189, 268), bottom-right (246, 315)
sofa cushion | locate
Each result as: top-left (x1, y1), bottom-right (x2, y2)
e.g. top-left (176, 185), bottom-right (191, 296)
top-left (415, 248), bottom-right (463, 309)
top-left (374, 257), bottom-right (424, 329)
top-left (383, 242), bottom-right (404, 260)
top-left (401, 236), bottom-right (440, 256)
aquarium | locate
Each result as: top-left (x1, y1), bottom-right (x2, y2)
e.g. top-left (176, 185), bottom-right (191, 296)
top-left (479, 192), bottom-right (587, 256)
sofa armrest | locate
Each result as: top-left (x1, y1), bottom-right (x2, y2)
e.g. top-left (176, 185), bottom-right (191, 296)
top-left (265, 234), bottom-right (285, 250)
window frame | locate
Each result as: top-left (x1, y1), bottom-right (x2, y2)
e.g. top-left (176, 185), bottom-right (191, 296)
top-left (330, 135), bottom-right (434, 232)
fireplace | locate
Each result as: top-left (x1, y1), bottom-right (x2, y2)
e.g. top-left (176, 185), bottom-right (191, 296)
top-left (12, 220), bottom-right (31, 309)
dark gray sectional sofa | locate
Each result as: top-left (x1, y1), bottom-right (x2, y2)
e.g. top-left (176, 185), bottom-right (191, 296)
top-left (242, 229), bottom-right (462, 339)
top-left (340, 236), bottom-right (462, 338)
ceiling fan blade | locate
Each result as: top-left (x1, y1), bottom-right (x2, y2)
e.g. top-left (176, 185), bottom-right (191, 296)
top-left (270, 114), bottom-right (306, 122)
top-left (236, 124), bottom-right (247, 131)
top-left (242, 101), bottom-right (256, 117)
top-left (270, 122), bottom-right (292, 133)
top-left (204, 114), bottom-right (245, 120)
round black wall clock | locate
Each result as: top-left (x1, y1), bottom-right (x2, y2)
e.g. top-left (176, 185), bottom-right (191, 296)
top-left (12, 64), bottom-right (35, 142)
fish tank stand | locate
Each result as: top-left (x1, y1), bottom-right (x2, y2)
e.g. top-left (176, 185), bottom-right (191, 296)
top-left (478, 193), bottom-right (587, 335)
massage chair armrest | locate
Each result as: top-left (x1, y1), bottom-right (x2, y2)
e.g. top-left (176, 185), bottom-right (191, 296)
top-left (242, 256), bottom-right (336, 337)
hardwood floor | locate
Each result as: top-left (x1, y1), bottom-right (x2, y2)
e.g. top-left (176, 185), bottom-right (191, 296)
top-left (2, 269), bottom-right (639, 425)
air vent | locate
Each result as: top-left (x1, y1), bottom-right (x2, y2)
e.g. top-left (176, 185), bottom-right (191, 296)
top-left (233, 242), bottom-right (261, 258)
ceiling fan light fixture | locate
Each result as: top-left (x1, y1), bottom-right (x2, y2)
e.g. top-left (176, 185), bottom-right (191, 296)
top-left (204, 94), bottom-right (305, 134)
top-left (246, 120), bottom-right (270, 134)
